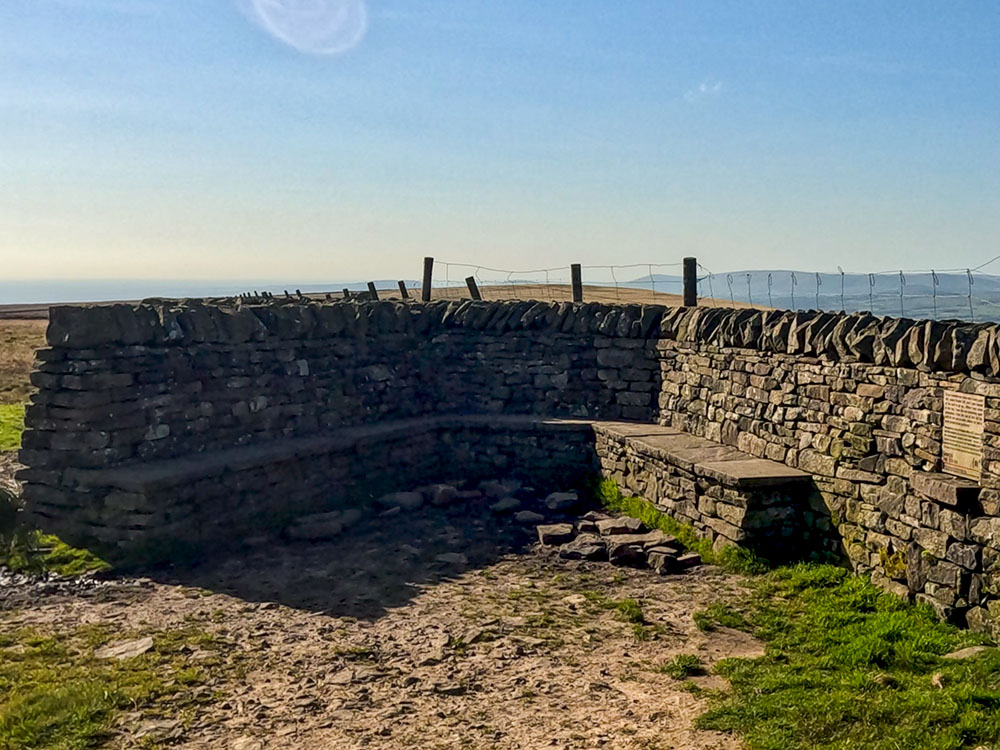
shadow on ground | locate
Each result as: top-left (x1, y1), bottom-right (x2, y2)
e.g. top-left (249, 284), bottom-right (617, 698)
top-left (143, 493), bottom-right (574, 621)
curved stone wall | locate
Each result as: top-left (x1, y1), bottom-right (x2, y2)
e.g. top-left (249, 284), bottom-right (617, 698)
top-left (19, 299), bottom-right (1000, 635)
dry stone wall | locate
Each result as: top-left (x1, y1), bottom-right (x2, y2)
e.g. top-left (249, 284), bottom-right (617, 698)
top-left (19, 299), bottom-right (1000, 635)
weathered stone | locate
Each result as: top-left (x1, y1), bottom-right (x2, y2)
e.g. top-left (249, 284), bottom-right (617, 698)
top-left (646, 547), bottom-right (679, 575)
top-left (559, 534), bottom-right (607, 561)
top-left (909, 472), bottom-right (980, 508)
top-left (515, 510), bottom-right (546, 525)
top-left (608, 541), bottom-right (647, 567)
top-left (675, 552), bottom-right (702, 569)
top-left (942, 645), bottom-right (992, 660)
top-left (376, 491), bottom-right (424, 512)
top-left (544, 491), bottom-right (580, 511)
top-left (478, 479), bottom-right (521, 499)
top-left (95, 636), bottom-right (155, 660)
top-left (537, 523), bottom-right (575, 545)
top-left (490, 497), bottom-right (521, 514)
top-left (595, 517), bottom-right (645, 535)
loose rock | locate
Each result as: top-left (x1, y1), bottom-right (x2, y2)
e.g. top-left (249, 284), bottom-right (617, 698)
top-left (490, 497), bottom-right (522, 514)
top-left (544, 491), bottom-right (580, 511)
top-left (596, 517), bottom-right (645, 536)
top-left (95, 636), bottom-right (154, 660)
top-left (515, 510), bottom-right (546, 524)
top-left (537, 524), bottom-right (575, 546)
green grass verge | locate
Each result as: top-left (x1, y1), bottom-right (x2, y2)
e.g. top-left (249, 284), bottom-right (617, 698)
top-left (0, 404), bottom-right (24, 452)
top-left (696, 564), bottom-right (999, 750)
top-left (592, 478), bottom-right (767, 574)
top-left (2, 532), bottom-right (110, 577)
top-left (0, 624), bottom-right (237, 750)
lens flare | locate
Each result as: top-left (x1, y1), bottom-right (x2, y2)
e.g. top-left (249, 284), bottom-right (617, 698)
top-left (245, 0), bottom-right (368, 55)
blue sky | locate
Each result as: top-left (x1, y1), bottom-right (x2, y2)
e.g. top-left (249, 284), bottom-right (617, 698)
top-left (2, 1), bottom-right (999, 282)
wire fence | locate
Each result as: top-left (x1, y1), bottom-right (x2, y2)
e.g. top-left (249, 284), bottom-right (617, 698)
top-left (416, 258), bottom-right (1000, 323)
top-left (249, 255), bottom-right (1000, 324)
top-left (428, 262), bottom-right (688, 305)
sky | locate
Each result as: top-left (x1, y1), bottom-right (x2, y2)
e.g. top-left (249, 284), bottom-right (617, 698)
top-left (2, 0), bottom-right (999, 283)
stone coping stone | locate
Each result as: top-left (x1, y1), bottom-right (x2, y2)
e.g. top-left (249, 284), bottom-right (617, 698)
top-left (63, 416), bottom-right (809, 494)
top-left (593, 421), bottom-right (811, 488)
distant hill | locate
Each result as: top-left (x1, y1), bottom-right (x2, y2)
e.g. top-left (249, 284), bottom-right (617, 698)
top-left (632, 271), bottom-right (1000, 323)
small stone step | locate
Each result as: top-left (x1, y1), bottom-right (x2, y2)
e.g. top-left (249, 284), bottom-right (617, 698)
top-left (676, 552), bottom-right (702, 569)
top-left (608, 541), bottom-right (647, 567)
top-left (537, 523), bottom-right (575, 546)
top-left (596, 517), bottom-right (645, 536)
top-left (559, 533), bottom-right (607, 561)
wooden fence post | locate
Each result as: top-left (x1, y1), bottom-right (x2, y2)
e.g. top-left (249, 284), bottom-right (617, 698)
top-left (398, 281), bottom-right (409, 299)
top-left (422, 257), bottom-right (434, 302)
top-left (683, 257), bottom-right (698, 307)
top-left (571, 264), bottom-right (583, 303)
top-left (466, 276), bottom-right (482, 300)
top-left (367, 282), bottom-right (380, 301)
top-left (342, 288), bottom-right (351, 300)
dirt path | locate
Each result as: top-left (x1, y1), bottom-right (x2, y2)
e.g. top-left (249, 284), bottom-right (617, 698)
top-left (2, 497), bottom-right (758, 749)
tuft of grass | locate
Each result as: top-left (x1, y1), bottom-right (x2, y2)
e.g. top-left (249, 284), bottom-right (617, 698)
top-left (697, 563), bottom-right (999, 750)
top-left (658, 653), bottom-right (706, 679)
top-left (582, 590), bottom-right (645, 624)
top-left (1, 531), bottom-right (110, 577)
top-left (693, 603), bottom-right (749, 632)
top-left (0, 624), bottom-right (237, 750)
top-left (591, 479), bottom-right (767, 574)
top-left (0, 404), bottom-right (24, 452)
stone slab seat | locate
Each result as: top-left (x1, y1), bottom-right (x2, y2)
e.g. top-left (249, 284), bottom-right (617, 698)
top-left (591, 421), bottom-right (810, 489)
top-left (63, 415), bottom-right (597, 493)
top-left (34, 416), bottom-right (810, 566)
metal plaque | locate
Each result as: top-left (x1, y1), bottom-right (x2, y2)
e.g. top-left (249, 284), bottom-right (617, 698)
top-left (942, 391), bottom-right (985, 481)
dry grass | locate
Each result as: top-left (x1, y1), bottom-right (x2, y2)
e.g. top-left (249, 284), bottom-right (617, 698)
top-left (0, 320), bottom-right (45, 405)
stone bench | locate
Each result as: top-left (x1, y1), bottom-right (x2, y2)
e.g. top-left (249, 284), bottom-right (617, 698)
top-left (26, 415), bottom-right (598, 563)
top-left (593, 421), bottom-right (812, 558)
top-left (26, 416), bottom-right (813, 565)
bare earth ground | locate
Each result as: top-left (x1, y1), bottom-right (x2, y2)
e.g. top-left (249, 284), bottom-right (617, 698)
top-left (1, 499), bottom-right (760, 749)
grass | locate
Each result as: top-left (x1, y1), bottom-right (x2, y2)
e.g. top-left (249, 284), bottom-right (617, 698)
top-left (0, 404), bottom-right (24, 452)
top-left (1, 532), bottom-right (110, 577)
top-left (0, 623), bottom-right (235, 750)
top-left (658, 653), bottom-right (706, 680)
top-left (592, 478), bottom-right (1000, 748)
top-left (0, 319), bottom-right (45, 405)
top-left (592, 478), bottom-right (767, 574)
top-left (693, 602), bottom-right (748, 632)
top-left (696, 564), bottom-right (999, 750)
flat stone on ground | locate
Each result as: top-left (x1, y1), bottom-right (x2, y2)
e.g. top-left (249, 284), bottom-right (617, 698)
top-left (95, 636), bottom-right (155, 660)
top-left (376, 491), bottom-right (424, 511)
top-left (515, 510), bottom-right (545, 524)
top-left (607, 542), bottom-right (647, 568)
top-left (537, 523), bottom-right (575, 546)
top-left (490, 497), bottom-right (521, 514)
top-left (544, 491), bottom-right (579, 511)
top-left (942, 645), bottom-right (992, 660)
top-left (559, 533), bottom-right (607, 561)
top-left (676, 552), bottom-right (702, 569)
top-left (596, 517), bottom-right (645, 536)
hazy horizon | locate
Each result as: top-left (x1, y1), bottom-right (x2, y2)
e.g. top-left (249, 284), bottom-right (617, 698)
top-left (3, 2), bottom-right (999, 280)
